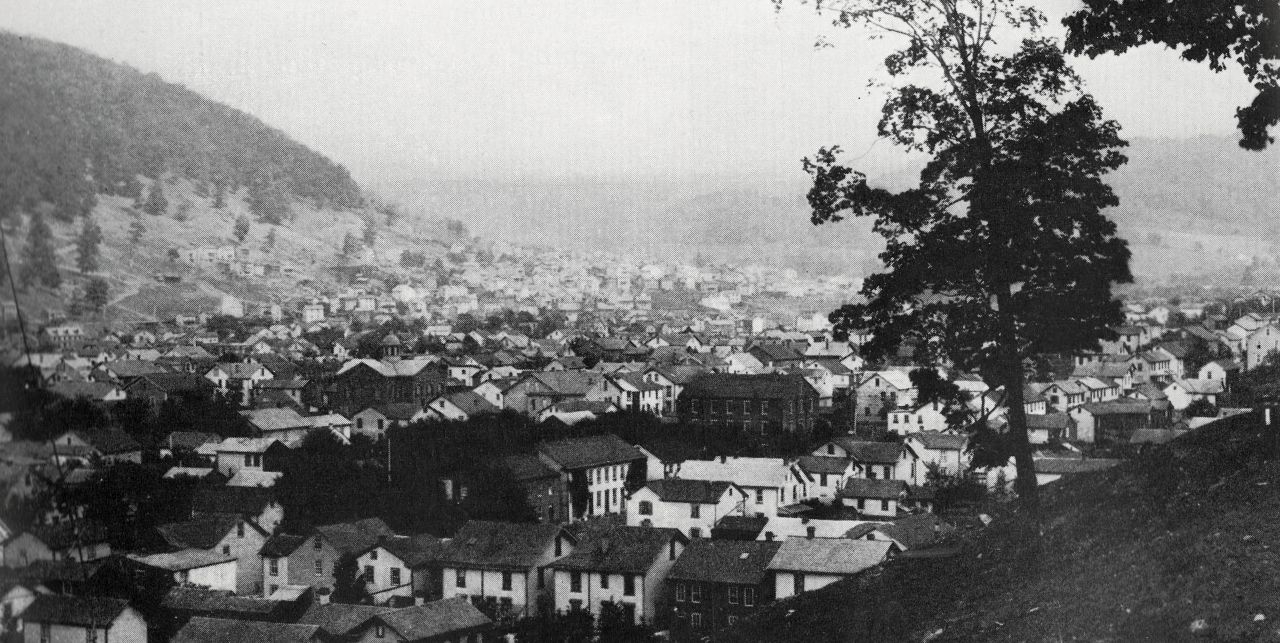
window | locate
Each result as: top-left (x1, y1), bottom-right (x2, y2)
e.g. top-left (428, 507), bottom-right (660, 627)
top-left (690, 527), bottom-right (702, 539)
top-left (375, 624), bottom-right (385, 638)
top-left (669, 540), bottom-right (677, 560)
top-left (690, 504), bottom-right (700, 519)
top-left (728, 585), bottom-right (740, 604)
top-left (624, 574), bottom-right (636, 596)
top-left (728, 615), bottom-right (739, 626)
top-left (638, 501), bottom-right (653, 515)
top-left (269, 559), bottom-right (279, 576)
top-left (502, 571), bottom-right (513, 591)
top-left (690, 583), bottom-right (702, 603)
top-left (314, 538), bottom-right (323, 551)
top-left (569, 599), bottom-right (583, 612)
top-left (237, 522), bottom-right (245, 538)
top-left (691, 612), bottom-right (703, 628)
top-left (365, 565), bottom-right (375, 583)
top-left (884, 465), bottom-right (893, 479)
top-left (806, 526), bottom-right (816, 539)
top-left (538, 569), bottom-right (545, 589)
top-left (755, 489), bottom-right (764, 504)
top-left (601, 574), bottom-right (610, 589)
top-left (761, 400), bottom-right (769, 414)
top-left (820, 473), bottom-right (828, 487)
top-left (390, 567), bottom-right (401, 586)
top-left (456, 569), bottom-right (467, 588)
top-left (555, 537), bottom-right (563, 557)
top-left (794, 572), bottom-right (805, 594)
top-left (370, 549), bottom-right (377, 560)
top-left (356, 418), bottom-right (364, 429)
top-left (570, 572), bottom-right (582, 593)
top-left (313, 560), bottom-right (323, 576)
top-left (269, 584), bottom-right (278, 595)
top-left (882, 499), bottom-right (890, 511)
top-left (244, 454), bottom-right (253, 466)
top-left (675, 583), bottom-right (687, 602)
top-left (223, 545), bottom-right (231, 555)
top-left (743, 587), bottom-right (756, 607)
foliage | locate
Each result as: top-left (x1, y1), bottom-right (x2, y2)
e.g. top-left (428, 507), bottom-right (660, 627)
top-left (75, 217), bottom-right (102, 273)
top-left (264, 227), bottom-right (276, 250)
top-left (19, 212), bottom-right (60, 289)
top-left (331, 554), bottom-right (370, 605)
top-left (790, 0), bottom-right (1132, 513)
top-left (0, 33), bottom-right (361, 222)
top-left (341, 232), bottom-right (359, 257)
top-left (84, 276), bottom-right (109, 312)
top-left (1184, 397), bottom-right (1219, 418)
top-left (597, 600), bottom-right (652, 642)
top-left (142, 180), bottom-right (169, 216)
top-left (128, 215), bottom-right (146, 245)
top-left (363, 216), bottom-right (378, 247)
top-left (400, 250), bottom-right (427, 268)
top-left (1064, 0), bottom-right (1279, 150)
top-left (247, 177), bottom-right (293, 224)
top-left (233, 215), bottom-right (250, 243)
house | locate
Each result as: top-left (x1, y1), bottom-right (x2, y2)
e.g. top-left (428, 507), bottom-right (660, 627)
top-left (353, 403), bottom-right (427, 435)
top-left (666, 539), bottom-right (782, 634)
top-left (1198, 359), bottom-right (1242, 391)
top-left (609, 373), bottom-right (665, 415)
top-left (504, 370), bottom-right (618, 418)
top-left (210, 437), bottom-right (289, 479)
top-left (1026, 412), bottom-right (1073, 444)
top-left (903, 431), bottom-right (969, 478)
top-left (191, 486), bottom-right (285, 534)
top-left (847, 513), bottom-right (956, 552)
top-left (676, 374), bottom-right (820, 437)
top-left (673, 457), bottom-right (812, 518)
top-left (853, 370), bottom-right (915, 421)
top-left (240, 407), bottom-right (352, 445)
top-left (259, 518), bottom-right (396, 599)
top-left (1163, 379), bottom-right (1226, 411)
top-left (49, 429), bottom-right (142, 465)
top-left (334, 598), bottom-right (493, 643)
top-left (812, 438), bottom-right (921, 485)
top-left (499, 454), bottom-right (572, 524)
top-left (886, 401), bottom-right (949, 435)
top-left (19, 595), bottom-right (146, 643)
top-left (329, 353), bottom-right (449, 417)
top-left (1069, 400), bottom-right (1155, 444)
top-left (204, 362), bottom-right (274, 405)
top-left (1037, 380), bottom-right (1089, 413)
top-left (547, 526), bottom-right (688, 624)
top-left (3, 523), bottom-right (111, 565)
top-left (1246, 323), bottom-right (1280, 370)
top-left (794, 456), bottom-right (858, 502)
top-left (536, 434), bottom-right (645, 519)
top-left (126, 549), bottom-right (238, 591)
top-left (767, 537), bottom-right (897, 599)
top-left (436, 520), bottom-right (576, 618)
top-left (838, 478), bottom-right (908, 518)
top-left (46, 381), bottom-right (127, 405)
top-left (626, 479), bottom-right (747, 539)
top-left (423, 391), bottom-right (500, 423)
top-left (124, 372), bottom-right (215, 408)
top-left (746, 344), bottom-right (805, 369)
top-left (354, 534), bottom-right (446, 605)
top-left (157, 513), bottom-right (270, 595)
top-left (255, 378), bottom-right (321, 410)
top-left (172, 616), bottom-right (326, 643)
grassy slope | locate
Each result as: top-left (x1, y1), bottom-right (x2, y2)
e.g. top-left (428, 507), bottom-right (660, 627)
top-left (719, 411), bottom-right (1280, 642)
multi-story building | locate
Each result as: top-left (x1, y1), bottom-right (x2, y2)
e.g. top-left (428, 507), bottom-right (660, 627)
top-left (676, 374), bottom-right (820, 437)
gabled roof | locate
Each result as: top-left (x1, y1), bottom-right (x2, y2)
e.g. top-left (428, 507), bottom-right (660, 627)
top-left (379, 534), bottom-right (447, 568)
top-left (316, 517), bottom-right (396, 556)
top-left (907, 431), bottom-right (967, 451)
top-left (1025, 413), bottom-right (1072, 430)
top-left (157, 514), bottom-right (258, 550)
top-left (549, 526), bottom-right (686, 574)
top-left (160, 586), bottom-right (281, 616)
top-left (21, 594), bottom-right (129, 627)
top-left (1170, 378), bottom-right (1226, 395)
top-left (859, 370), bottom-right (913, 391)
top-left (840, 478), bottom-right (908, 500)
top-left (260, 534), bottom-right (308, 558)
top-left (796, 455), bottom-right (855, 475)
top-left (676, 457), bottom-right (800, 488)
top-left (680, 373), bottom-right (818, 399)
top-left (47, 381), bottom-right (122, 401)
top-left (128, 549), bottom-right (235, 571)
top-left (667, 539), bottom-right (782, 585)
top-left (641, 479), bottom-right (734, 504)
top-left (358, 402), bottom-right (423, 421)
top-left (62, 429), bottom-right (141, 455)
top-left (129, 372), bottom-right (215, 394)
top-left (873, 513), bottom-right (956, 550)
top-left (435, 391), bottom-right (500, 416)
top-left (376, 598), bottom-right (492, 640)
top-left (828, 438), bottom-right (907, 465)
top-left (297, 602), bottom-right (397, 636)
top-left (1076, 400), bottom-right (1152, 416)
top-left (173, 617), bottom-right (323, 643)
top-left (765, 537), bottom-right (894, 575)
top-left (499, 454), bottom-right (559, 482)
top-left (437, 521), bottom-right (570, 570)
top-left (537, 433), bottom-right (644, 470)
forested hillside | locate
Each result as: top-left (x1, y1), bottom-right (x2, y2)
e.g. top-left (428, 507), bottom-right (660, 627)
top-left (0, 31), bottom-right (363, 223)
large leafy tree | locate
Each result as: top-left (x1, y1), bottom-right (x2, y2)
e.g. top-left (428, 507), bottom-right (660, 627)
top-left (19, 211), bottom-right (60, 289)
top-left (75, 217), bottom-right (102, 273)
top-left (789, 0), bottom-right (1132, 513)
top-left (1064, 0), bottom-right (1279, 150)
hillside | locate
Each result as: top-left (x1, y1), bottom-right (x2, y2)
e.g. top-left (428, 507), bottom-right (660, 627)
top-left (0, 31), bottom-right (361, 222)
top-left (719, 411), bottom-right (1280, 642)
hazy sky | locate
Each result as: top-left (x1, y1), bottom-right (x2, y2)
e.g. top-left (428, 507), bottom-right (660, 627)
top-left (0, 0), bottom-right (1257, 187)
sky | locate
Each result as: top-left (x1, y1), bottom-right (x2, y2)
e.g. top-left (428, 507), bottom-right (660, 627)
top-left (0, 0), bottom-right (1258, 188)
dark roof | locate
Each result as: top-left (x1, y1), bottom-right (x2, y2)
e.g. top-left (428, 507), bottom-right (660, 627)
top-left (380, 534), bottom-right (447, 568)
top-left (161, 586), bottom-right (280, 615)
top-left (667, 539), bottom-right (781, 585)
top-left (260, 534), bottom-right (308, 558)
top-left (908, 431), bottom-right (967, 451)
top-left (297, 602), bottom-right (396, 636)
top-left (437, 521), bottom-right (569, 570)
top-left (131, 372), bottom-right (215, 393)
top-left (166, 431), bottom-right (222, 451)
top-left (748, 343), bottom-right (805, 362)
top-left (316, 517), bottom-right (396, 556)
top-left (1077, 400), bottom-right (1152, 416)
top-left (642, 479), bottom-right (733, 504)
top-left (1026, 413), bottom-right (1073, 430)
top-left (873, 514), bottom-right (956, 550)
top-left (70, 429), bottom-right (141, 455)
top-left (24, 522), bottom-right (109, 550)
top-left (830, 438), bottom-right (904, 465)
top-left (21, 594), bottom-right (129, 627)
top-left (172, 617), bottom-right (323, 643)
top-left (1035, 457), bottom-right (1123, 475)
top-left (375, 598), bottom-right (492, 640)
top-left (536, 433), bottom-right (644, 470)
top-left (549, 526), bottom-right (686, 574)
top-left (500, 454), bottom-right (560, 482)
top-left (713, 515), bottom-right (768, 538)
top-left (157, 514), bottom-right (251, 550)
top-left (840, 478), bottom-right (909, 500)
top-left (191, 486), bottom-right (278, 518)
top-left (680, 373), bottom-right (818, 400)
top-left (796, 455), bottom-right (855, 475)
top-left (361, 402), bottom-right (422, 421)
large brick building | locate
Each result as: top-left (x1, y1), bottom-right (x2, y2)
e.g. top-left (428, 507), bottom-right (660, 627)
top-left (676, 374), bottom-right (820, 437)
top-left (328, 354), bottom-right (448, 417)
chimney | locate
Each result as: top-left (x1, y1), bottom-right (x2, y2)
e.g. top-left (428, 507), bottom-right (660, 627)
top-left (720, 455), bottom-right (727, 464)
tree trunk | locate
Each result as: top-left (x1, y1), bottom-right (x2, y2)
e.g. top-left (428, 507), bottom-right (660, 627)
top-left (1000, 336), bottom-right (1040, 517)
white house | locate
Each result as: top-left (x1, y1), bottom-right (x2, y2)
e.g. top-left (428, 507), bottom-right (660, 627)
top-left (211, 437), bottom-right (285, 478)
top-left (1163, 378), bottom-right (1225, 411)
top-left (838, 478), bottom-right (908, 518)
top-left (886, 401), bottom-right (949, 435)
top-left (794, 456), bottom-right (858, 502)
top-left (548, 526), bottom-right (686, 624)
top-left (768, 537), bottom-right (896, 599)
top-left (128, 550), bottom-right (238, 591)
top-left (1246, 324), bottom-right (1280, 370)
top-left (903, 431), bottom-right (969, 478)
top-left (673, 457), bottom-right (813, 518)
top-left (438, 521), bottom-right (575, 618)
top-left (626, 479), bottom-right (746, 539)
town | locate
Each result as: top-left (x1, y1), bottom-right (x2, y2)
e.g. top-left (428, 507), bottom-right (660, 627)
top-left (3, 239), bottom-right (1276, 640)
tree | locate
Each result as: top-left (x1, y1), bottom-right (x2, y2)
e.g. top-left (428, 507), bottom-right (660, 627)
top-left (247, 178), bottom-right (292, 224)
top-left (1064, 0), bottom-right (1279, 150)
top-left (84, 277), bottom-right (109, 313)
top-left (362, 217), bottom-right (377, 247)
top-left (264, 227), bottom-right (276, 250)
top-left (143, 180), bottom-right (168, 216)
top-left (1185, 397), bottom-right (1219, 418)
top-left (790, 0), bottom-right (1132, 514)
top-left (233, 215), bottom-right (250, 243)
top-left (330, 554), bottom-right (370, 605)
top-left (341, 232), bottom-right (360, 257)
top-left (75, 217), bottom-right (102, 273)
top-left (19, 212), bottom-right (60, 289)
